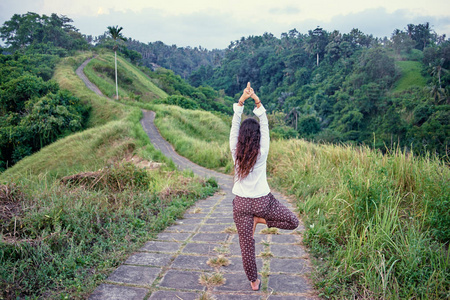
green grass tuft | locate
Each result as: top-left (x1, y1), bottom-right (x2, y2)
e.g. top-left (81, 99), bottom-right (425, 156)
top-left (207, 255), bottom-right (231, 268)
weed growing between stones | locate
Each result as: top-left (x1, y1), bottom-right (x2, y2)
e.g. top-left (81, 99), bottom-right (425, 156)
top-left (260, 228), bottom-right (279, 235)
top-left (199, 272), bottom-right (226, 287)
top-left (213, 246), bottom-right (229, 254)
top-left (222, 225), bottom-right (237, 233)
top-left (207, 255), bottom-right (231, 268)
top-left (259, 251), bottom-right (274, 258)
top-left (196, 291), bottom-right (217, 300)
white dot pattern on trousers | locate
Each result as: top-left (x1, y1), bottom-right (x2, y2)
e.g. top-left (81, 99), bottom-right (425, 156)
top-left (232, 193), bottom-right (299, 282)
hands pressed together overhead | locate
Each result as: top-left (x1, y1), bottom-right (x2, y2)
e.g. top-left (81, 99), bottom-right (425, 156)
top-left (238, 82), bottom-right (261, 108)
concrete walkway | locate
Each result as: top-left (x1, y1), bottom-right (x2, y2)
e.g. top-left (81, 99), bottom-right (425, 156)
top-left (77, 58), bottom-right (318, 299)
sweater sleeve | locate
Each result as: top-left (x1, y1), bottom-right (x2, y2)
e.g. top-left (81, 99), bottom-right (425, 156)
top-left (253, 104), bottom-right (269, 154)
top-left (230, 103), bottom-right (244, 163)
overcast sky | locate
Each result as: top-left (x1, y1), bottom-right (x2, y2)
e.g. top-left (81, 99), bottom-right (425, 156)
top-left (1, 0), bottom-right (449, 49)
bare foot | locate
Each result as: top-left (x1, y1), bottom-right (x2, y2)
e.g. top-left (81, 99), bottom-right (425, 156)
top-left (251, 278), bottom-right (261, 291)
top-left (253, 216), bottom-right (267, 236)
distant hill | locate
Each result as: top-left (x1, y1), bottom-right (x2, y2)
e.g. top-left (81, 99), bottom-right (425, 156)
top-left (182, 28), bottom-right (449, 159)
top-left (393, 60), bottom-right (427, 92)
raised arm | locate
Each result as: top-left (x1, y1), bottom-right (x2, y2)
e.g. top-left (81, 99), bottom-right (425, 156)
top-left (230, 83), bottom-right (268, 160)
top-left (230, 103), bottom-right (243, 163)
top-left (230, 83), bottom-right (252, 162)
top-left (253, 104), bottom-right (269, 154)
top-left (247, 84), bottom-right (268, 153)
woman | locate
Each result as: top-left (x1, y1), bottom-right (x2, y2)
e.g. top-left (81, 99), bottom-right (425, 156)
top-left (230, 82), bottom-right (299, 291)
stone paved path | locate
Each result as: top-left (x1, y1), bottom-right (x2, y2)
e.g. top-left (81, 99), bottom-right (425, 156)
top-left (77, 58), bottom-right (318, 299)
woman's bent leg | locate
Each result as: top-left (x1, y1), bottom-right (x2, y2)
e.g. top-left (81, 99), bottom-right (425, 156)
top-left (262, 193), bottom-right (299, 230)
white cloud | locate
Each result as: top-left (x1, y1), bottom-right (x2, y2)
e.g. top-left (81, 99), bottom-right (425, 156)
top-left (269, 6), bottom-right (301, 15)
top-left (324, 7), bottom-right (450, 38)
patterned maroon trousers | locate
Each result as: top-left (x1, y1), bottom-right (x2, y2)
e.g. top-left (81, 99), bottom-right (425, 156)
top-left (232, 193), bottom-right (299, 282)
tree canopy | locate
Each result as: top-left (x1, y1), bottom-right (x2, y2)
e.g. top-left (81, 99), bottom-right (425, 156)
top-left (182, 24), bottom-right (449, 159)
top-left (0, 12), bottom-right (88, 54)
top-left (0, 12), bottom-right (91, 170)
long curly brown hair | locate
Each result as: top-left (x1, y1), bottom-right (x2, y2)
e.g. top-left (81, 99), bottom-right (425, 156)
top-left (235, 118), bottom-right (261, 181)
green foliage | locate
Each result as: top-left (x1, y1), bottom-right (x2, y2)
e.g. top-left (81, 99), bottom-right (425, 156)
top-left (425, 178), bottom-right (450, 242)
top-left (180, 25), bottom-right (448, 159)
top-left (1, 13), bottom-right (448, 298)
top-left (124, 39), bottom-right (224, 79)
top-left (143, 67), bottom-right (233, 115)
top-left (0, 52), bottom-right (60, 82)
top-left (0, 53), bottom-right (89, 171)
top-left (405, 49), bottom-right (424, 61)
top-left (298, 115), bottom-right (321, 136)
top-left (0, 12), bottom-right (88, 53)
top-left (156, 95), bottom-right (200, 110)
top-left (270, 125), bottom-right (299, 140)
top-left (0, 50), bottom-right (219, 299)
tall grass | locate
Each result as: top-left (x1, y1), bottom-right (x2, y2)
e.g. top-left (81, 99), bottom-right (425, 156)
top-left (267, 140), bottom-right (450, 299)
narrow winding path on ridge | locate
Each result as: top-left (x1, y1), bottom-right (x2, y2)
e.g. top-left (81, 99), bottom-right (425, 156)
top-left (76, 58), bottom-right (318, 300)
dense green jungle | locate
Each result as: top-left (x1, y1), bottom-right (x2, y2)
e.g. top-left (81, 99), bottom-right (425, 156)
top-left (127, 25), bottom-right (449, 161)
top-left (0, 11), bottom-right (449, 300)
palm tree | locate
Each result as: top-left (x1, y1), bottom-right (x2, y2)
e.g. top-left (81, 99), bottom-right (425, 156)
top-left (107, 25), bottom-right (126, 99)
top-left (430, 58), bottom-right (448, 89)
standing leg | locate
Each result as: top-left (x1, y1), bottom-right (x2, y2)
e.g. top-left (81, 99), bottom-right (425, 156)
top-left (233, 197), bottom-right (258, 283)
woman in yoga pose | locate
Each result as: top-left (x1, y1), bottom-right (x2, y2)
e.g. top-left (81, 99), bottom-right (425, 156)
top-left (230, 82), bottom-right (299, 291)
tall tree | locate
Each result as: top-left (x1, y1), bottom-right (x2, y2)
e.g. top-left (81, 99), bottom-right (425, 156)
top-left (0, 12), bottom-right (87, 52)
top-left (306, 26), bottom-right (327, 66)
top-left (107, 25), bottom-right (126, 99)
top-left (407, 22), bottom-right (433, 50)
top-left (430, 58), bottom-right (448, 89)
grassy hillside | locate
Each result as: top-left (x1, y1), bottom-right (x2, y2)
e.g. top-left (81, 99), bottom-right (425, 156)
top-left (0, 52), bottom-right (218, 299)
top-left (54, 52), bottom-right (132, 128)
top-left (393, 61), bottom-right (428, 93)
top-left (83, 51), bottom-right (168, 101)
top-left (153, 105), bottom-right (232, 171)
